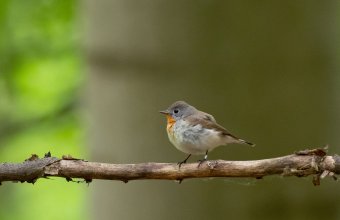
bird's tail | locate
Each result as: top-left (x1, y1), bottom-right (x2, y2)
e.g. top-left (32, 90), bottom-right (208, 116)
top-left (238, 139), bottom-right (256, 147)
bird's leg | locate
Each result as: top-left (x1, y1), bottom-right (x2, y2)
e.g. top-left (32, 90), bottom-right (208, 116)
top-left (198, 151), bottom-right (208, 167)
top-left (177, 154), bottom-right (191, 168)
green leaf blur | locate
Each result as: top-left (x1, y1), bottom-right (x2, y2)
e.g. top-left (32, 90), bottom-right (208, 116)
top-left (0, 0), bottom-right (85, 219)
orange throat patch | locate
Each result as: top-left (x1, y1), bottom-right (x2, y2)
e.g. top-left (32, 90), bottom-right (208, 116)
top-left (166, 115), bottom-right (176, 134)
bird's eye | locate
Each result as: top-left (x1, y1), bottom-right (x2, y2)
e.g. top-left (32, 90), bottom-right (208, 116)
top-left (173, 109), bottom-right (179, 114)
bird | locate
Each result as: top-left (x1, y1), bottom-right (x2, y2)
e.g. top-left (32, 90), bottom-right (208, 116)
top-left (160, 101), bottom-right (255, 167)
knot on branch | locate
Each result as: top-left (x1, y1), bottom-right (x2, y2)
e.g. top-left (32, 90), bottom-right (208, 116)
top-left (294, 146), bottom-right (338, 185)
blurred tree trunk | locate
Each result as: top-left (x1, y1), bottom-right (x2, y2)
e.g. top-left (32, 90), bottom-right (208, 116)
top-left (84, 1), bottom-right (339, 219)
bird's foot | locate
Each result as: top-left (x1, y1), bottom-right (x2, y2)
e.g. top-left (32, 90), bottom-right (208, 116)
top-left (197, 151), bottom-right (208, 167)
top-left (197, 158), bottom-right (207, 168)
top-left (177, 154), bottom-right (191, 168)
top-left (177, 160), bottom-right (186, 168)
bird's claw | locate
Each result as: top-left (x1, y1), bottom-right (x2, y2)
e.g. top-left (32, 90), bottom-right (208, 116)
top-left (197, 159), bottom-right (207, 168)
top-left (177, 160), bottom-right (186, 168)
top-left (177, 154), bottom-right (191, 168)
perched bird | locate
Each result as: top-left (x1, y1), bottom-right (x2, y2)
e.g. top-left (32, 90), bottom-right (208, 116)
top-left (160, 101), bottom-right (254, 167)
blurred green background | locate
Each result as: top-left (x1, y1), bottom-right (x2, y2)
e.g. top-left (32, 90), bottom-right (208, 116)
top-left (0, 0), bottom-right (86, 219)
top-left (1, 0), bottom-right (340, 220)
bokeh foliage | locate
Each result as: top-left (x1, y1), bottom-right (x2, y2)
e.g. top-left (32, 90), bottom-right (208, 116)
top-left (0, 0), bottom-right (85, 219)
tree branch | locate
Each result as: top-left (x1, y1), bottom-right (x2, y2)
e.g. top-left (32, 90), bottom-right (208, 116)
top-left (0, 148), bottom-right (339, 186)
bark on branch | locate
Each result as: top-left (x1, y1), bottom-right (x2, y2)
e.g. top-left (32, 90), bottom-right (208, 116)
top-left (0, 148), bottom-right (339, 186)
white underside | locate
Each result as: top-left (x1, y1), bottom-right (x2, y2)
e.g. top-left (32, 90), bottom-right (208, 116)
top-left (168, 120), bottom-right (237, 155)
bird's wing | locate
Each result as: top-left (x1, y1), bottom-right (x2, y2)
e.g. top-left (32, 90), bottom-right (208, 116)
top-left (185, 113), bottom-right (255, 146)
top-left (186, 112), bottom-right (238, 139)
top-left (198, 111), bottom-right (216, 123)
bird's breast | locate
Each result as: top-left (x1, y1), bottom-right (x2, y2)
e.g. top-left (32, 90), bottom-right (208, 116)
top-left (166, 115), bottom-right (176, 134)
top-left (170, 120), bottom-right (227, 155)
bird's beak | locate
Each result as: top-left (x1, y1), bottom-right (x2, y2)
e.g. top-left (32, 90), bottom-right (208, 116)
top-left (159, 110), bottom-right (170, 115)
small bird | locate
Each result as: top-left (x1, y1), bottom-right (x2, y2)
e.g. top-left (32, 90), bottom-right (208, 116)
top-left (160, 101), bottom-right (255, 167)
